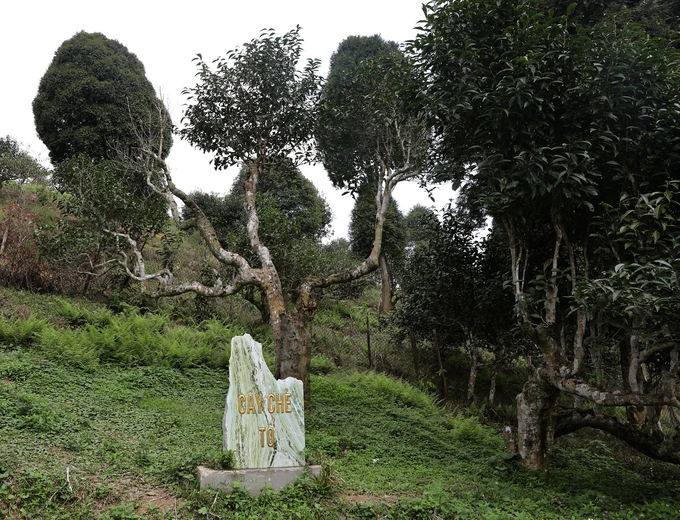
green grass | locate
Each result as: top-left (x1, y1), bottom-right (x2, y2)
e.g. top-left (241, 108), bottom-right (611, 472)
top-left (2, 345), bottom-right (680, 518)
top-left (1, 292), bottom-right (680, 518)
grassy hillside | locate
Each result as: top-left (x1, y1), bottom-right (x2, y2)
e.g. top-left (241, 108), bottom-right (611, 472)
top-left (1, 290), bottom-right (680, 519)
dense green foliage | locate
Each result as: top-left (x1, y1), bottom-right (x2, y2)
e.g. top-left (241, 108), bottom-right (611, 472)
top-left (317, 35), bottom-right (400, 191)
top-left (413, 0), bottom-right (680, 468)
top-left (317, 35), bottom-right (427, 193)
top-left (192, 159), bottom-right (332, 248)
top-left (0, 300), bottom-right (245, 370)
top-left (180, 27), bottom-right (321, 170)
top-left (538, 0), bottom-right (680, 36)
top-left (33, 31), bottom-right (172, 164)
top-left (398, 207), bottom-right (513, 353)
top-left (49, 153), bottom-right (170, 240)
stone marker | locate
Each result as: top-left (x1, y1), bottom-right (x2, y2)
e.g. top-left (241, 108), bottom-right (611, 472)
top-left (224, 333), bottom-right (305, 468)
top-left (199, 334), bottom-right (319, 494)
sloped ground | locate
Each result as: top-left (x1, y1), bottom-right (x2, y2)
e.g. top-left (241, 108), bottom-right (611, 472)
top-left (1, 290), bottom-right (680, 518)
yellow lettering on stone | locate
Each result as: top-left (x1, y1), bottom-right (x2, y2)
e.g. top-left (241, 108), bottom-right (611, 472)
top-left (259, 427), bottom-right (266, 447)
top-left (238, 394), bottom-right (246, 414)
top-left (267, 394), bottom-right (276, 413)
top-left (285, 393), bottom-right (292, 413)
top-left (267, 427), bottom-right (275, 447)
top-left (276, 393), bottom-right (285, 413)
top-left (256, 393), bottom-right (263, 414)
top-left (247, 394), bottom-right (256, 414)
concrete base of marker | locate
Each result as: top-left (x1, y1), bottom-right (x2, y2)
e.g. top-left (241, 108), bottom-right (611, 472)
top-left (198, 465), bottom-right (322, 495)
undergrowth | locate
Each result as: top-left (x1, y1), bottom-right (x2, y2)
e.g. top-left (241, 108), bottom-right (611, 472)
top-left (0, 298), bottom-right (261, 370)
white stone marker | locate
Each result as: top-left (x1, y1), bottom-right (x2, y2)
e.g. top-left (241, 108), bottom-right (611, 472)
top-left (223, 334), bottom-right (305, 469)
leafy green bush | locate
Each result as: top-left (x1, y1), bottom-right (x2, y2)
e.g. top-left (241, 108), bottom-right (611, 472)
top-left (447, 414), bottom-right (503, 449)
top-left (57, 298), bottom-right (113, 328)
top-left (310, 354), bottom-right (336, 375)
top-left (0, 316), bottom-right (47, 348)
top-left (38, 327), bottom-right (101, 370)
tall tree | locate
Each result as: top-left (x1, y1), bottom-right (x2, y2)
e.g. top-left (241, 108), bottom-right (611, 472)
top-left (317, 35), bottom-right (428, 313)
top-left (100, 28), bottom-right (425, 408)
top-left (33, 33), bottom-right (173, 290)
top-left (414, 0), bottom-right (680, 470)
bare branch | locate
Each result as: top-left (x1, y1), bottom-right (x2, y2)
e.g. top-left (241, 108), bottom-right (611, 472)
top-left (550, 374), bottom-right (680, 409)
top-left (556, 409), bottom-right (680, 464)
top-left (639, 340), bottom-right (677, 364)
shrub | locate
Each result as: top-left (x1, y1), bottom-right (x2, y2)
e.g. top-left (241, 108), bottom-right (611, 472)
top-left (310, 354), bottom-right (336, 375)
top-left (0, 316), bottom-right (47, 349)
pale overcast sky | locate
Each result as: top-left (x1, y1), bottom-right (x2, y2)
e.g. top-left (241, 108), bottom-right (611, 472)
top-left (1, 0), bottom-right (455, 238)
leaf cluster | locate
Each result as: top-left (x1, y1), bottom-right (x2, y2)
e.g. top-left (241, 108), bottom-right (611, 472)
top-left (38, 154), bottom-right (169, 268)
top-left (397, 205), bottom-right (515, 350)
top-left (180, 26), bottom-right (322, 169)
top-left (0, 136), bottom-right (49, 186)
top-left (413, 0), bottom-right (680, 219)
top-left (575, 181), bottom-right (680, 331)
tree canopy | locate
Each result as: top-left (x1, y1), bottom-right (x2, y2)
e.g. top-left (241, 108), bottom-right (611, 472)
top-left (413, 0), bottom-right (680, 470)
top-left (180, 27), bottom-right (321, 170)
top-left (317, 35), bottom-right (427, 194)
top-left (33, 31), bottom-right (172, 164)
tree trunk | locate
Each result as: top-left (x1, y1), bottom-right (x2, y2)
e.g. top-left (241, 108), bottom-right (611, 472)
top-left (378, 252), bottom-right (391, 313)
top-left (516, 379), bottom-right (557, 471)
top-left (275, 312), bottom-right (312, 411)
top-left (409, 331), bottom-right (420, 375)
top-left (467, 347), bottom-right (479, 404)
top-left (488, 366), bottom-right (497, 405)
top-left (0, 226), bottom-right (8, 255)
top-left (432, 329), bottom-right (448, 399)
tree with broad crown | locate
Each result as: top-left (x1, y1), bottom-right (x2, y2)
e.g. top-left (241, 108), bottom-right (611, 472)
top-left (413, 0), bottom-right (680, 471)
top-left (316, 35), bottom-right (428, 313)
top-left (98, 27), bottom-right (426, 409)
top-left (33, 31), bottom-right (172, 164)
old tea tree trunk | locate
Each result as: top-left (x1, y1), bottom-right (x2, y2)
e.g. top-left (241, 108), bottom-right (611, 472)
top-left (110, 149), bottom-right (402, 411)
top-left (505, 213), bottom-right (680, 472)
top-left (101, 28), bottom-right (427, 411)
